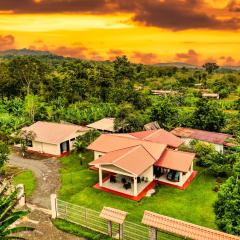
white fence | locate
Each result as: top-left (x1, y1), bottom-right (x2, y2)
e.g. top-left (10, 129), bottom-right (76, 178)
top-left (54, 197), bottom-right (183, 240)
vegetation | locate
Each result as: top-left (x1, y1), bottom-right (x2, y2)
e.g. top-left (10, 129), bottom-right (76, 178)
top-left (0, 54), bottom-right (239, 235)
top-left (214, 161), bottom-right (240, 235)
top-left (59, 152), bottom-right (217, 229)
top-left (13, 170), bottom-right (36, 198)
top-left (53, 219), bottom-right (112, 240)
top-left (0, 180), bottom-right (34, 239)
top-left (0, 141), bottom-right (9, 169)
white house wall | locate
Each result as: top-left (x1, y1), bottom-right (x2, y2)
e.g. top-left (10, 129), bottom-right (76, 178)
top-left (140, 166), bottom-right (154, 182)
top-left (28, 141), bottom-right (60, 156)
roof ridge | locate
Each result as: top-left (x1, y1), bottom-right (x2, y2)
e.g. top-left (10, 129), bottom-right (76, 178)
top-left (140, 143), bottom-right (166, 161)
top-left (111, 145), bottom-right (142, 164)
top-left (143, 129), bottom-right (161, 140)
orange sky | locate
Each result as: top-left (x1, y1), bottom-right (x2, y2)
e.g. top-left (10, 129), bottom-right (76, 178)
top-left (0, 0), bottom-right (240, 65)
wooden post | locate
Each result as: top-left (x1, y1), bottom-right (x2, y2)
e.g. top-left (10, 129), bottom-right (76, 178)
top-left (108, 221), bottom-right (112, 237)
top-left (149, 227), bottom-right (157, 240)
top-left (16, 184), bottom-right (25, 207)
top-left (119, 224), bottom-right (124, 240)
top-left (50, 194), bottom-right (57, 219)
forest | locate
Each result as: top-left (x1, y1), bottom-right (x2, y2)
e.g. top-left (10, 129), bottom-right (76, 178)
top-left (0, 54), bottom-right (239, 140)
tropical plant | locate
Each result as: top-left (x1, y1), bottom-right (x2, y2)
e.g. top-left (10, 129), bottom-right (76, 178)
top-left (74, 130), bottom-right (100, 152)
top-left (0, 141), bottom-right (9, 170)
top-left (0, 181), bottom-right (34, 239)
top-left (214, 161), bottom-right (240, 235)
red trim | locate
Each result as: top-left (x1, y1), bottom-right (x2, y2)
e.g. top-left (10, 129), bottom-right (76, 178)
top-left (93, 171), bottom-right (198, 200)
top-left (94, 176), bottom-right (157, 201)
top-left (15, 147), bottom-right (70, 158)
top-left (157, 171), bottom-right (198, 190)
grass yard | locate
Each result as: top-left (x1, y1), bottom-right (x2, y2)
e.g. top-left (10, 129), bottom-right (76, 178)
top-left (58, 152), bottom-right (218, 229)
top-left (13, 170), bottom-right (36, 198)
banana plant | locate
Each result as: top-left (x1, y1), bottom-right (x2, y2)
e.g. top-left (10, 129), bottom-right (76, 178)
top-left (0, 182), bottom-right (34, 239)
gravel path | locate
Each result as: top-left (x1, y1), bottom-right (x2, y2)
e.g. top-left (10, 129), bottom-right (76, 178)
top-left (9, 152), bottom-right (84, 240)
top-left (9, 152), bottom-right (60, 209)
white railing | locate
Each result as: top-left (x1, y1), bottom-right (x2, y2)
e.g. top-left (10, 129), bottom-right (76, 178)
top-left (52, 196), bottom-right (184, 240)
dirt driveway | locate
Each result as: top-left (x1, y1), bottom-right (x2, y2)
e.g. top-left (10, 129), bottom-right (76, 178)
top-left (9, 152), bottom-right (60, 209)
top-left (9, 152), bottom-right (84, 240)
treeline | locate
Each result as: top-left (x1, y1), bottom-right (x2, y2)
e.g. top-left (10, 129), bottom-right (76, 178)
top-left (0, 55), bottom-right (239, 138)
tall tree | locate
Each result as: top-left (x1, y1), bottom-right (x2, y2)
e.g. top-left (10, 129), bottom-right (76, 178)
top-left (192, 99), bottom-right (225, 132)
top-left (150, 97), bottom-right (178, 130)
top-left (214, 161), bottom-right (240, 235)
top-left (202, 62), bottom-right (219, 74)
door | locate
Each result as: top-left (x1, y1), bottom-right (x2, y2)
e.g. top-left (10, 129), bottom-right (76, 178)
top-left (60, 140), bottom-right (70, 154)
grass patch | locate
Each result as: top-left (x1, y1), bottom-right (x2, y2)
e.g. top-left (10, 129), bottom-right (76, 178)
top-left (59, 152), bottom-right (217, 229)
top-left (13, 170), bottom-right (36, 198)
top-left (53, 219), bottom-right (112, 240)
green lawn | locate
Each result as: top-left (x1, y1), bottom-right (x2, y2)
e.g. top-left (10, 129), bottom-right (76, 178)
top-left (58, 152), bottom-right (217, 229)
top-left (13, 170), bottom-right (36, 198)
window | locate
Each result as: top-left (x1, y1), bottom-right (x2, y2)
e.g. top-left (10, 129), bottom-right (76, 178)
top-left (26, 140), bottom-right (32, 147)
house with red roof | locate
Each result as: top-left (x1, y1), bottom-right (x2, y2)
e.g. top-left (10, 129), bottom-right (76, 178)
top-left (88, 129), bottom-right (196, 200)
top-left (171, 127), bottom-right (233, 153)
top-left (17, 121), bottom-right (89, 157)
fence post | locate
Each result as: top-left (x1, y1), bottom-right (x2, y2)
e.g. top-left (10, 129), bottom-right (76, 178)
top-left (51, 194), bottom-right (57, 219)
top-left (119, 224), bottom-right (124, 240)
top-left (149, 227), bottom-right (157, 240)
top-left (16, 184), bottom-right (25, 207)
top-left (108, 221), bottom-right (112, 237)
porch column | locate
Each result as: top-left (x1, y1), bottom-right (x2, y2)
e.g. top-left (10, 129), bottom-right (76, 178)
top-left (179, 172), bottom-right (183, 182)
top-left (133, 177), bottom-right (138, 196)
top-left (99, 167), bottom-right (103, 187)
top-left (190, 162), bottom-right (193, 172)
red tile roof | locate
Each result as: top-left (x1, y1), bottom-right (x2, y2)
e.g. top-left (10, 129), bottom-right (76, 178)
top-left (90, 145), bottom-right (156, 176)
top-left (100, 207), bottom-right (128, 224)
top-left (88, 132), bottom-right (194, 175)
top-left (129, 129), bottom-right (184, 148)
top-left (87, 118), bottom-right (115, 132)
top-left (154, 149), bottom-right (195, 172)
top-left (171, 127), bottom-right (232, 145)
top-left (142, 210), bottom-right (240, 240)
top-left (87, 134), bottom-right (167, 160)
top-left (22, 121), bottom-right (88, 144)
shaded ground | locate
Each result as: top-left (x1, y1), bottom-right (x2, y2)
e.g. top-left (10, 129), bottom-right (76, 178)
top-left (9, 151), bottom-right (60, 209)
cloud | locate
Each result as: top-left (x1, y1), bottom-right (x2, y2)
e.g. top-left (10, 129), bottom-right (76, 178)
top-left (131, 0), bottom-right (240, 31)
top-left (130, 51), bottom-right (159, 64)
top-left (0, 35), bottom-right (15, 50)
top-left (175, 49), bottom-right (200, 65)
top-left (107, 49), bottom-right (125, 61)
top-left (1, 0), bottom-right (240, 31)
top-left (0, 0), bottom-right (110, 14)
top-left (219, 56), bottom-right (240, 66)
top-left (228, 0), bottom-right (240, 12)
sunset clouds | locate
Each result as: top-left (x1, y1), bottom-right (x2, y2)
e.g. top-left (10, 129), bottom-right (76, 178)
top-left (0, 0), bottom-right (240, 65)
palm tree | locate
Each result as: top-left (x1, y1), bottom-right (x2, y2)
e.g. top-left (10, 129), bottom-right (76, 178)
top-left (0, 181), bottom-right (34, 239)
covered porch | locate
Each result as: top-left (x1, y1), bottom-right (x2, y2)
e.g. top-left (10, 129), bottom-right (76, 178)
top-left (98, 165), bottom-right (154, 197)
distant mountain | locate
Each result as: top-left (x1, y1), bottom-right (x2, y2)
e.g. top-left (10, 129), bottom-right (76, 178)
top-left (153, 62), bottom-right (200, 69)
top-left (0, 48), bottom-right (58, 57)
top-left (221, 65), bottom-right (240, 70)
